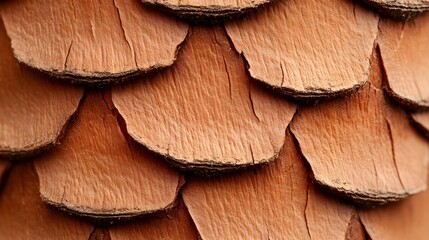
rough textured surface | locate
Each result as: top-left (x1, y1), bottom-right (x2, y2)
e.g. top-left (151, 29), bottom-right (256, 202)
top-left (225, 0), bottom-right (379, 99)
top-left (0, 163), bottom-right (93, 240)
top-left (362, 0), bottom-right (429, 19)
top-left (2, 0), bottom-right (429, 237)
top-left (113, 27), bottom-right (296, 170)
top-left (182, 133), bottom-right (355, 239)
top-left (35, 91), bottom-right (181, 219)
top-left (379, 13), bottom-right (429, 109)
top-left (345, 213), bottom-right (367, 240)
top-left (109, 201), bottom-right (199, 240)
top-left (0, 0), bottom-right (188, 84)
top-left (360, 174), bottom-right (429, 240)
top-left (411, 111), bottom-right (429, 137)
top-left (0, 19), bottom-right (83, 158)
top-left (141, 0), bottom-right (272, 19)
top-left (290, 53), bottom-right (429, 204)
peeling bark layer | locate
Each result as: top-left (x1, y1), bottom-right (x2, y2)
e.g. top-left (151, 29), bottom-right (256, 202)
top-left (360, 174), bottom-right (429, 240)
top-left (0, 0), bottom-right (188, 84)
top-left (113, 26), bottom-right (296, 170)
top-left (379, 13), bottom-right (429, 109)
top-left (35, 91), bottom-right (180, 220)
top-left (0, 163), bottom-right (93, 240)
top-left (225, 0), bottom-right (379, 99)
top-left (141, 0), bottom-right (273, 20)
top-left (290, 51), bottom-right (429, 204)
top-left (182, 132), bottom-right (355, 239)
top-left (0, 19), bottom-right (83, 158)
top-left (362, 0), bottom-right (429, 19)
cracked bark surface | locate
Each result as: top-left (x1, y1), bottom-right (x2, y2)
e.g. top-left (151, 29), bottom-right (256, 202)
top-left (362, 0), bottom-right (429, 19)
top-left (34, 91), bottom-right (181, 220)
top-left (0, 19), bottom-right (83, 159)
top-left (411, 111), bottom-right (429, 138)
top-left (141, 0), bottom-right (273, 20)
top-left (379, 13), bottom-right (429, 109)
top-left (290, 51), bottom-right (429, 205)
top-left (0, 0), bottom-right (188, 84)
top-left (225, 0), bottom-right (379, 99)
top-left (109, 200), bottom-right (199, 240)
top-left (0, 163), bottom-right (93, 240)
top-left (112, 26), bottom-right (296, 171)
top-left (182, 132), bottom-right (355, 239)
top-left (359, 174), bottom-right (429, 240)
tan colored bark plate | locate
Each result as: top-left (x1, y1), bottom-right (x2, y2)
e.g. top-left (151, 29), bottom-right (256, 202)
top-left (35, 91), bottom-right (181, 219)
top-left (113, 27), bottom-right (296, 171)
top-left (141, 0), bottom-right (273, 19)
top-left (225, 0), bottom-right (379, 99)
top-left (182, 132), bottom-right (357, 239)
top-left (360, 174), bottom-right (429, 240)
top-left (0, 20), bottom-right (83, 159)
top-left (411, 111), bottom-right (429, 137)
top-left (290, 52), bottom-right (429, 204)
top-left (379, 13), bottom-right (429, 109)
top-left (0, 163), bottom-right (94, 240)
top-left (1, 0), bottom-right (188, 84)
top-left (109, 201), bottom-right (199, 240)
top-left (362, 0), bottom-right (429, 19)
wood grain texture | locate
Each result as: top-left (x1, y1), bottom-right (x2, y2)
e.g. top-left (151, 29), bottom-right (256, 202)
top-left (112, 27), bottom-right (296, 171)
top-left (0, 19), bottom-right (83, 158)
top-left (360, 174), bottom-right (429, 240)
top-left (182, 132), bottom-right (355, 239)
top-left (379, 13), bottom-right (429, 109)
top-left (225, 0), bottom-right (379, 99)
top-left (35, 91), bottom-right (181, 219)
top-left (141, 0), bottom-right (272, 19)
top-left (362, 0), bottom-right (429, 19)
top-left (0, 0), bottom-right (188, 84)
top-left (109, 201), bottom-right (199, 240)
top-left (290, 52), bottom-right (429, 204)
top-left (0, 163), bottom-right (93, 240)
top-left (411, 111), bottom-right (429, 137)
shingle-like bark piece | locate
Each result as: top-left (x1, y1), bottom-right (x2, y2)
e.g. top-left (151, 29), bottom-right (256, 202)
top-left (182, 133), bottom-right (355, 239)
top-left (35, 91), bottom-right (180, 219)
top-left (0, 163), bottom-right (93, 240)
top-left (141, 0), bottom-right (272, 19)
top-left (360, 174), bottom-right (429, 240)
top-left (109, 201), bottom-right (199, 240)
top-left (411, 111), bottom-right (429, 137)
top-left (362, 0), bottom-right (429, 19)
top-left (1, 0), bottom-right (188, 84)
top-left (112, 27), bottom-right (296, 171)
top-left (225, 0), bottom-right (379, 99)
top-left (379, 13), bottom-right (429, 109)
top-left (290, 52), bottom-right (429, 204)
top-left (0, 20), bottom-right (83, 158)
